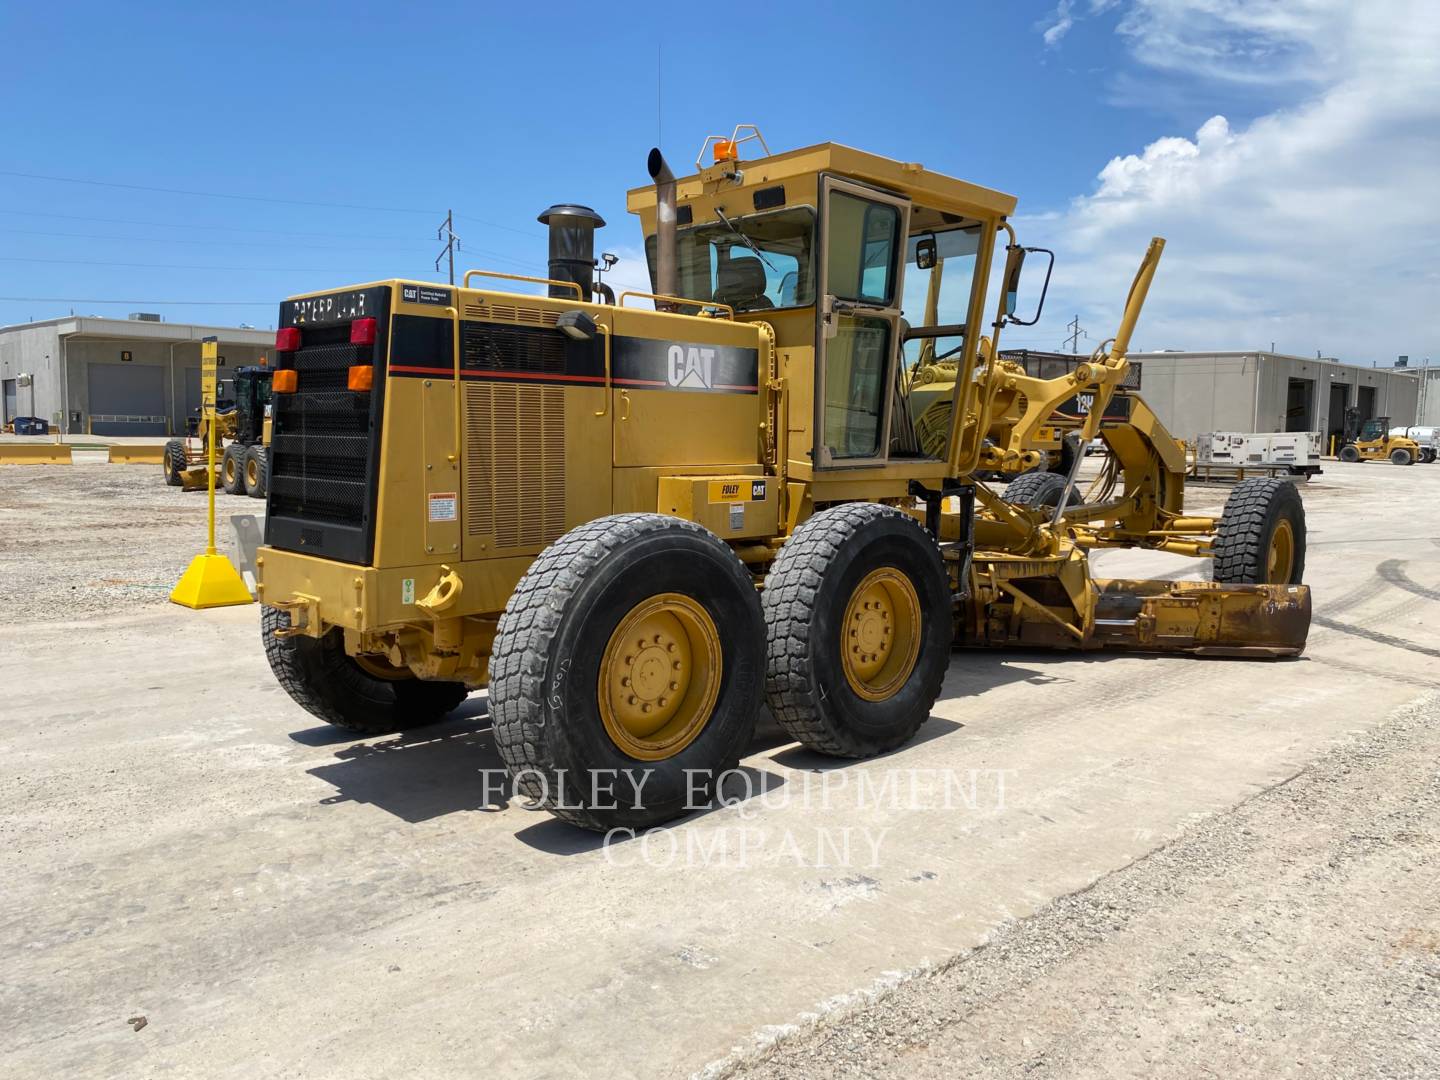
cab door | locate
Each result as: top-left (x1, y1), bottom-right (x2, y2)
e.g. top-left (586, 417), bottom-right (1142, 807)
top-left (814, 177), bottom-right (910, 469)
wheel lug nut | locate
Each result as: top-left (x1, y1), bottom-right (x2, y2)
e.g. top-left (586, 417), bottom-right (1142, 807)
top-left (653, 634), bottom-right (663, 644)
top-left (658, 697), bottom-right (668, 708)
top-left (673, 661), bottom-right (682, 670)
top-left (623, 655), bottom-right (633, 665)
top-left (669, 681), bottom-right (679, 691)
top-left (627, 695), bottom-right (637, 705)
top-left (666, 643), bottom-right (676, 653)
top-left (642, 703), bottom-right (652, 714)
top-left (621, 677), bottom-right (631, 687)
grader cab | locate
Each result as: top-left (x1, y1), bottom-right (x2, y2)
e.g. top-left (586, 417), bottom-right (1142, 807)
top-left (255, 128), bottom-right (1311, 831)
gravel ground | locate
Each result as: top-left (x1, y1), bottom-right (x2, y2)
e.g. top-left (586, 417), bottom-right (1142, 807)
top-left (0, 462), bottom-right (259, 621)
top-left (714, 694), bottom-right (1440, 1079)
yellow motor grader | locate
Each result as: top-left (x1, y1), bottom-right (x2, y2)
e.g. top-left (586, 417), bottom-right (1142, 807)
top-left (162, 365), bottom-right (273, 497)
top-left (253, 128), bottom-right (1310, 830)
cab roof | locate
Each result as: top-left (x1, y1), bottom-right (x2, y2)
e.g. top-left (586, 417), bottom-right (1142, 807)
top-left (625, 141), bottom-right (1017, 220)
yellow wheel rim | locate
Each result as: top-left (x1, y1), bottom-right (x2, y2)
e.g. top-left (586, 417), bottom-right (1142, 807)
top-left (224, 456), bottom-right (236, 483)
top-left (1267, 518), bottom-right (1296, 584)
top-left (246, 457), bottom-right (259, 486)
top-left (841, 568), bottom-right (922, 701)
top-left (354, 654), bottom-right (413, 681)
top-left (598, 593), bottom-right (722, 761)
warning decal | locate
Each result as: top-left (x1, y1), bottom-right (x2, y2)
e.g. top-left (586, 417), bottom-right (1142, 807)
top-left (428, 492), bottom-right (458, 522)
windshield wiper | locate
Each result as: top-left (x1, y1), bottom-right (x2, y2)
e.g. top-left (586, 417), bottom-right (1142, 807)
top-left (714, 208), bottom-right (778, 273)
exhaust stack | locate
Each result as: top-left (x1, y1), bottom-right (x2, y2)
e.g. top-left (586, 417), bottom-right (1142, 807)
top-left (537, 204), bottom-right (605, 301)
top-left (647, 148), bottom-right (677, 308)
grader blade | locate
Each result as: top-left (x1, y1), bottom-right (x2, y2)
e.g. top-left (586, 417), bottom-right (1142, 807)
top-left (179, 466), bottom-right (215, 492)
top-left (1090, 579), bottom-right (1311, 657)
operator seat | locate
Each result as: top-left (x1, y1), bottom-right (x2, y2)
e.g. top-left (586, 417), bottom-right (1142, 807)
top-left (714, 256), bottom-right (774, 312)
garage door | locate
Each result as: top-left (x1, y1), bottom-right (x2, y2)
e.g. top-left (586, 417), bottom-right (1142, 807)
top-left (87, 363), bottom-right (166, 435)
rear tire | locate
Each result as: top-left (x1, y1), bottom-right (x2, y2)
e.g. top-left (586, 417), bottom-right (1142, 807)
top-left (1338, 444), bottom-right (1360, 463)
top-left (162, 439), bottom-right (187, 486)
top-left (222, 444), bottom-right (246, 494)
top-left (261, 607), bottom-right (468, 734)
top-left (245, 446), bottom-right (268, 498)
top-left (490, 514), bottom-right (765, 831)
top-left (1212, 477), bottom-right (1306, 585)
top-left (1390, 447), bottom-right (1413, 466)
top-left (1002, 470), bottom-right (1076, 509)
top-left (762, 504), bottom-right (951, 758)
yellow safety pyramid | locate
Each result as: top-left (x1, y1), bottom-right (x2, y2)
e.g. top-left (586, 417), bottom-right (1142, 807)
top-left (171, 551), bottom-right (254, 609)
top-left (170, 335), bottom-right (255, 611)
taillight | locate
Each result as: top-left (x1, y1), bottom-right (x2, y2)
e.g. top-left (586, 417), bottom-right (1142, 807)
top-left (272, 370), bottom-right (298, 393)
top-left (347, 365), bottom-right (374, 392)
top-left (350, 317), bottom-right (377, 346)
top-left (275, 327), bottom-right (301, 352)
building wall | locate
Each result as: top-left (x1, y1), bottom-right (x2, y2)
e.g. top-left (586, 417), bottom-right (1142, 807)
top-left (1, 319), bottom-right (272, 433)
top-left (0, 324), bottom-right (65, 425)
top-left (1121, 354), bottom-right (1261, 438)
top-left (61, 336), bottom-right (269, 433)
top-left (1129, 351), bottom-right (1420, 444)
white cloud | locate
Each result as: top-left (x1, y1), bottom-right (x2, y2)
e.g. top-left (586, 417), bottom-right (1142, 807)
top-left (1042, 1), bottom-right (1075, 47)
top-left (1021, 0), bottom-right (1440, 362)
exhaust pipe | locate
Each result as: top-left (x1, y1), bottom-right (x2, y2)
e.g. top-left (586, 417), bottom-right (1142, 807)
top-left (647, 148), bottom-right (677, 309)
top-left (537, 204), bottom-right (605, 301)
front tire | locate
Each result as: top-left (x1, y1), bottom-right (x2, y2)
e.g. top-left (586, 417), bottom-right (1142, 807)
top-left (261, 607), bottom-right (468, 734)
top-left (490, 515), bottom-right (765, 831)
top-left (245, 446), bottom-right (268, 498)
top-left (1212, 477), bottom-right (1306, 585)
top-left (1002, 470), bottom-right (1077, 510)
top-left (762, 504), bottom-right (951, 758)
top-left (162, 439), bottom-right (187, 486)
top-left (222, 444), bottom-right (246, 494)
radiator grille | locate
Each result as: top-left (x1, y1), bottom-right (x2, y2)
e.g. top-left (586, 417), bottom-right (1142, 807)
top-left (464, 382), bottom-right (566, 549)
top-left (462, 302), bottom-right (560, 326)
top-left (462, 322), bottom-right (566, 374)
top-left (269, 339), bottom-right (374, 529)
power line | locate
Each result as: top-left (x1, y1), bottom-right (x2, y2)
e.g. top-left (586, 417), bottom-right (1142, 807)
top-left (0, 206), bottom-right (451, 242)
top-left (0, 226), bottom-right (539, 269)
top-left (0, 296), bottom-right (272, 305)
top-left (0, 255), bottom-right (400, 273)
top-left (0, 169), bottom-right (438, 215)
top-left (452, 212), bottom-right (547, 239)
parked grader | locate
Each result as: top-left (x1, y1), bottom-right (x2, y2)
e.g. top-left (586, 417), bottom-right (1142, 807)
top-left (253, 128), bottom-right (1311, 830)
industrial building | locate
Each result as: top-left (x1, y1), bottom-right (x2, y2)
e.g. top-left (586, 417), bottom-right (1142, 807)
top-left (0, 314), bottom-right (273, 435)
top-left (1382, 357), bottom-right (1438, 427)
top-left (1126, 350), bottom-right (1419, 447)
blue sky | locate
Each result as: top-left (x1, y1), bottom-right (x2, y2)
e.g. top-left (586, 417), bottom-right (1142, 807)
top-left (2, 1), bottom-right (1436, 361)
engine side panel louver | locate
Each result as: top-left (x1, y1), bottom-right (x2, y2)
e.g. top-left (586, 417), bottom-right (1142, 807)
top-left (464, 382), bottom-right (566, 550)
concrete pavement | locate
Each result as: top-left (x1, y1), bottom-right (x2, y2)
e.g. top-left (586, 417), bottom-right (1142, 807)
top-left (2, 462), bottom-right (1437, 1078)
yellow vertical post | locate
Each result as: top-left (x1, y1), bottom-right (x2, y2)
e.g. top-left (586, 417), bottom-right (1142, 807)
top-left (170, 336), bottom-right (253, 609)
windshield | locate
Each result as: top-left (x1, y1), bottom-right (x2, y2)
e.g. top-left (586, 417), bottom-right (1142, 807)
top-left (646, 207), bottom-right (816, 312)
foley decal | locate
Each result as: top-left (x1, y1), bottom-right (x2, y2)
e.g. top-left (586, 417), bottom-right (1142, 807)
top-left (708, 479), bottom-right (767, 503)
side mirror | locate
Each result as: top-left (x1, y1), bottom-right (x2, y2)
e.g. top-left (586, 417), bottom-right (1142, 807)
top-left (1001, 245), bottom-right (1055, 327)
top-left (914, 236), bottom-right (937, 271)
top-left (1002, 247), bottom-right (1026, 316)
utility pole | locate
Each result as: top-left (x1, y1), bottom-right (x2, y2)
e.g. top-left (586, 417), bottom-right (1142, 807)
top-left (435, 210), bottom-right (460, 285)
top-left (1063, 315), bottom-right (1087, 355)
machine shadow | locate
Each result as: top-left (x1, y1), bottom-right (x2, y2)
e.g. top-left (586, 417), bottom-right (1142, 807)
top-left (300, 695), bottom-right (512, 824)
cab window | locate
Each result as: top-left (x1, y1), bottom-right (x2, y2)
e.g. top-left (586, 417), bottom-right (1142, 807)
top-left (825, 191), bottom-right (900, 305)
top-left (645, 207), bottom-right (815, 312)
